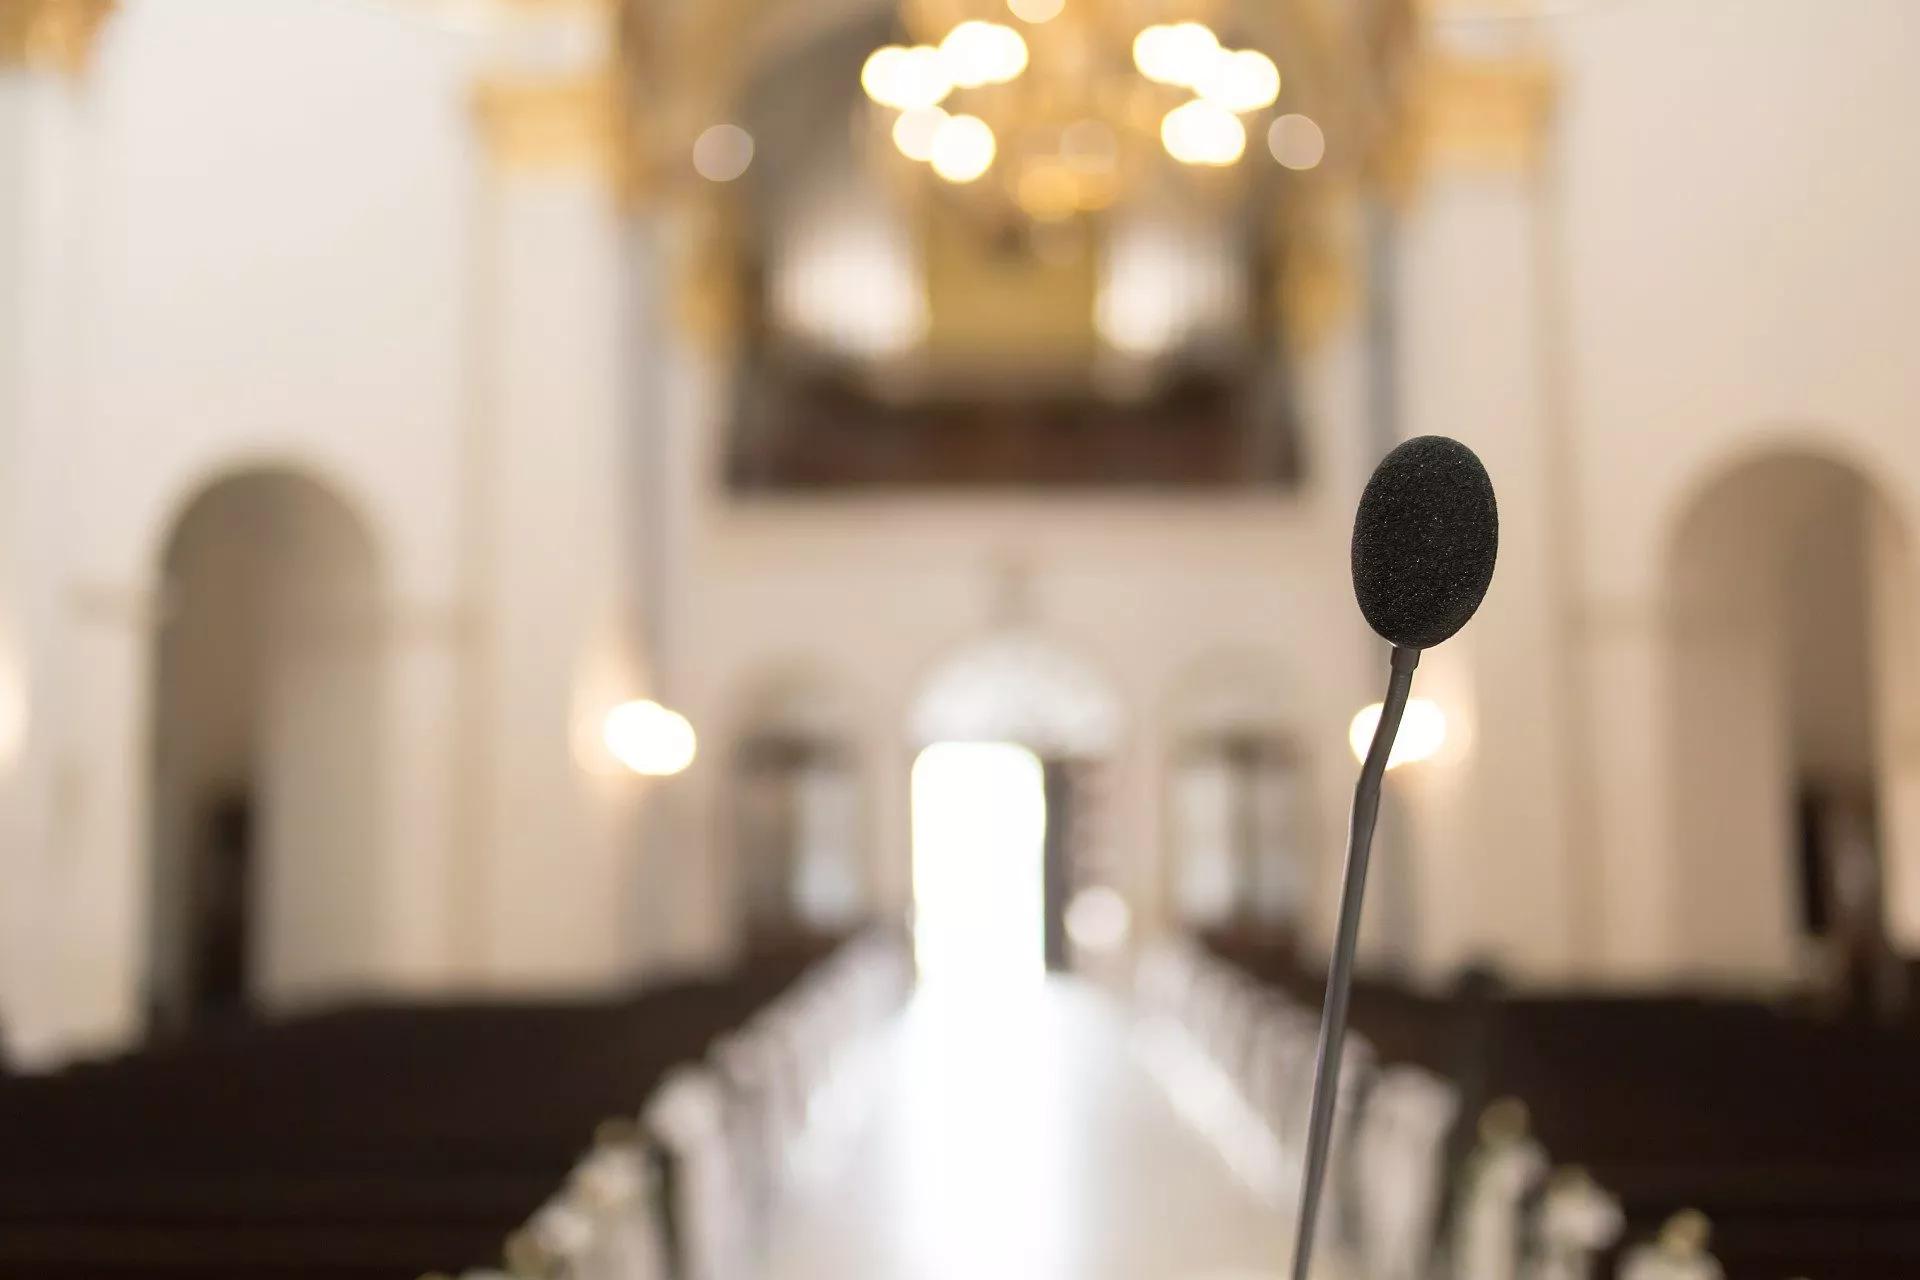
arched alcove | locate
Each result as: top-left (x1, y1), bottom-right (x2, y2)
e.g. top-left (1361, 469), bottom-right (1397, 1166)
top-left (1663, 446), bottom-right (1914, 1001)
top-left (907, 633), bottom-right (1125, 983)
top-left (724, 666), bottom-right (871, 951)
top-left (1162, 654), bottom-right (1313, 938)
top-left (148, 466), bottom-right (384, 1034)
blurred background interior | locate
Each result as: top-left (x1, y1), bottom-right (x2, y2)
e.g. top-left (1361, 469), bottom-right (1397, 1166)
top-left (3, 0), bottom-right (1920, 1278)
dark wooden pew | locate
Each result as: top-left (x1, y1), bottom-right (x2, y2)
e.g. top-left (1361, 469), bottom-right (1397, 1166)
top-left (0, 937), bottom-right (841, 1280)
top-left (1201, 930), bottom-right (1920, 1280)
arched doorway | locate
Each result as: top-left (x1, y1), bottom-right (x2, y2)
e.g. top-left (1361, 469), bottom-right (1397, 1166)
top-left (1665, 449), bottom-right (1912, 1008)
top-left (148, 468), bottom-right (383, 1034)
top-left (1163, 655), bottom-right (1313, 940)
top-left (725, 667), bottom-right (870, 952)
top-left (907, 633), bottom-right (1123, 990)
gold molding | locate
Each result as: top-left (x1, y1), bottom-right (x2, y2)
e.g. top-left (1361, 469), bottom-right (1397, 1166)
top-left (0, 0), bottom-right (116, 76)
top-left (1417, 51), bottom-right (1557, 171)
top-left (472, 70), bottom-right (630, 181)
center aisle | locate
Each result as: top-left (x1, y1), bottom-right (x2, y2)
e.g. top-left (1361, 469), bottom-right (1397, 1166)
top-left (765, 977), bottom-right (1297, 1280)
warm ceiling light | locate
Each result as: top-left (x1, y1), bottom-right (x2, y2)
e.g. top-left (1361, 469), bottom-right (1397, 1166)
top-left (603, 699), bottom-right (698, 777)
top-left (1133, 21), bottom-right (1220, 88)
top-left (1008, 0), bottom-right (1064, 22)
top-left (1132, 25), bottom-right (1174, 83)
top-left (0, 662), bottom-right (25, 767)
top-left (862, 43), bottom-right (952, 110)
top-left (1064, 885), bottom-right (1132, 953)
top-left (1160, 98), bottom-right (1245, 166)
top-left (691, 124), bottom-right (754, 182)
top-left (1196, 48), bottom-right (1280, 113)
top-left (987, 23), bottom-right (1029, 82)
top-left (1269, 112), bottom-right (1326, 170)
top-left (1348, 698), bottom-right (1448, 770)
top-left (940, 20), bottom-right (1027, 88)
top-left (892, 106), bottom-right (949, 161)
top-left (861, 45), bottom-right (904, 101)
top-left (929, 112), bottom-right (996, 182)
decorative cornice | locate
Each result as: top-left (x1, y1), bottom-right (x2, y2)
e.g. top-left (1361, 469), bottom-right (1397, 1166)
top-left (1417, 50), bottom-right (1557, 171)
top-left (0, 0), bottom-right (116, 77)
top-left (472, 70), bottom-right (630, 180)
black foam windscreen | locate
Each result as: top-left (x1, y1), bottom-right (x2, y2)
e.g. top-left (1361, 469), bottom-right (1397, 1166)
top-left (1350, 435), bottom-right (1499, 650)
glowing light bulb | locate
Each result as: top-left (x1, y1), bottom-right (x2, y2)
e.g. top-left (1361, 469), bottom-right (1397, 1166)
top-left (862, 43), bottom-right (952, 111)
top-left (892, 106), bottom-right (949, 161)
top-left (987, 23), bottom-right (1029, 82)
top-left (1269, 112), bottom-right (1326, 170)
top-left (603, 699), bottom-right (698, 777)
top-left (1160, 98), bottom-right (1245, 166)
top-left (1008, 0), bottom-right (1064, 22)
top-left (0, 663), bottom-right (25, 767)
top-left (1348, 698), bottom-right (1448, 770)
top-left (1065, 885), bottom-right (1132, 953)
top-left (930, 113), bottom-right (996, 183)
top-left (940, 20), bottom-right (1027, 88)
top-left (1133, 22), bottom-right (1220, 88)
top-left (691, 124), bottom-right (753, 182)
top-left (861, 45), bottom-right (905, 101)
top-left (1195, 48), bottom-right (1280, 113)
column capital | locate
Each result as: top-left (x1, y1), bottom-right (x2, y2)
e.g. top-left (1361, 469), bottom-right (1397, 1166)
top-left (0, 0), bottom-right (116, 77)
top-left (473, 69), bottom-right (633, 186)
top-left (468, 0), bottom-right (645, 196)
top-left (1417, 50), bottom-right (1557, 172)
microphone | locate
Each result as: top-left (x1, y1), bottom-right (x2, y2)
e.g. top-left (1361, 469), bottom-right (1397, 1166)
top-left (1289, 435), bottom-right (1498, 1280)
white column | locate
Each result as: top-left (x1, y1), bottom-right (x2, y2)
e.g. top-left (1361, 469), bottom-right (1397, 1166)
top-left (1, 39), bottom-right (111, 1062)
top-left (0, 72), bottom-right (38, 1061)
top-left (1397, 169), bottom-right (1578, 981)
top-left (472, 163), bottom-right (642, 988)
top-left (646, 256), bottom-right (726, 971)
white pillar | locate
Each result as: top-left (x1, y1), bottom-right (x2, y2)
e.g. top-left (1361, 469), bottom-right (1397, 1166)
top-left (1, 36), bottom-right (112, 1062)
top-left (647, 268), bottom-right (726, 971)
top-left (472, 161), bottom-right (642, 988)
top-left (0, 72), bottom-right (38, 1062)
top-left (1397, 168), bottom-right (1578, 981)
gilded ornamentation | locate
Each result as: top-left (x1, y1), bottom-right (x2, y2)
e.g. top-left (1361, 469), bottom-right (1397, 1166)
top-left (472, 71), bottom-right (627, 178)
top-left (0, 0), bottom-right (116, 76)
top-left (1417, 51), bottom-right (1556, 171)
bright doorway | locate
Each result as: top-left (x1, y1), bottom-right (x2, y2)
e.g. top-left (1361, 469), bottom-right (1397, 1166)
top-left (910, 742), bottom-right (1048, 994)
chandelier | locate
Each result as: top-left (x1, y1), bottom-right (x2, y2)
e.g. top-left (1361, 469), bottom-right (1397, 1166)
top-left (857, 0), bottom-right (1328, 225)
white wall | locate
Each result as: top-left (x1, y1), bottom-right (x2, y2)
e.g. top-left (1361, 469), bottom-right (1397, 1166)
top-left (0, 0), bottom-right (652, 1062)
top-left (1539, 0), bottom-right (1920, 979)
top-left (3, 0), bottom-right (491, 1056)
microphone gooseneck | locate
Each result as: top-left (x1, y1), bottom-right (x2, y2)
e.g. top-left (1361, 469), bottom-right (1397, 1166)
top-left (1289, 434), bottom-right (1497, 1280)
top-left (1288, 643), bottom-right (1418, 1280)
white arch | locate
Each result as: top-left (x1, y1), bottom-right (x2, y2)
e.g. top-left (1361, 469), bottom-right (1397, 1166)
top-left (1661, 445), bottom-right (1919, 983)
top-left (149, 465), bottom-right (387, 1029)
top-left (910, 631), bottom-right (1123, 758)
top-left (721, 659), bottom-right (874, 942)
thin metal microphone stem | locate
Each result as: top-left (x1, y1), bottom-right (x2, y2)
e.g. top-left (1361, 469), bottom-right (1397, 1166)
top-left (1289, 643), bottom-right (1420, 1280)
